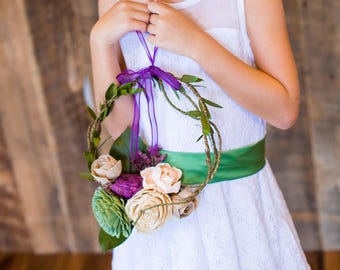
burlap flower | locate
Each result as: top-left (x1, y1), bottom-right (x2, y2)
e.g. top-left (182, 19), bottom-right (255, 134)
top-left (141, 163), bottom-right (182, 194)
top-left (125, 187), bottom-right (172, 232)
top-left (91, 154), bottom-right (122, 185)
top-left (171, 188), bottom-right (198, 218)
top-left (92, 188), bottom-right (132, 238)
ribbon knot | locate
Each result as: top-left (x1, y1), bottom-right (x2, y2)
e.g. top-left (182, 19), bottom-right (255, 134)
top-left (116, 32), bottom-right (181, 161)
top-left (118, 65), bottom-right (181, 91)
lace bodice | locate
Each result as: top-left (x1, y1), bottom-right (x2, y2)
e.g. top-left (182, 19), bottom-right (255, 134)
top-left (119, 0), bottom-right (266, 152)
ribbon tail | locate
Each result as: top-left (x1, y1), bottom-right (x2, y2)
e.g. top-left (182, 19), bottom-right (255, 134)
top-left (130, 93), bottom-right (141, 161)
top-left (145, 79), bottom-right (159, 154)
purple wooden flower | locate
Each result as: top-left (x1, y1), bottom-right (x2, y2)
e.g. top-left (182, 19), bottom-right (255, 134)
top-left (132, 147), bottom-right (167, 172)
top-left (109, 174), bottom-right (143, 199)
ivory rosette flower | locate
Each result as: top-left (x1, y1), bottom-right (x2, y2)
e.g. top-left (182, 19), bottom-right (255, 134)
top-left (171, 188), bottom-right (198, 218)
top-left (125, 187), bottom-right (172, 232)
top-left (91, 154), bottom-right (122, 185)
top-left (92, 188), bottom-right (132, 238)
top-left (141, 163), bottom-right (182, 194)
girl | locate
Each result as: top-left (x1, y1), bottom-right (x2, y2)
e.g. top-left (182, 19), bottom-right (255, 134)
top-left (90, 0), bottom-right (311, 269)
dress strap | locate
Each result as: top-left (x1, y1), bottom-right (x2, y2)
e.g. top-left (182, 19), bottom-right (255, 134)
top-left (237, 0), bottom-right (248, 35)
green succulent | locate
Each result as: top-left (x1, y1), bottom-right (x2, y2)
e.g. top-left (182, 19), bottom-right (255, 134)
top-left (92, 187), bottom-right (132, 238)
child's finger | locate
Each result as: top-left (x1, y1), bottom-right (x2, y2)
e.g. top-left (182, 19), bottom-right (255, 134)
top-left (131, 10), bottom-right (150, 23)
top-left (118, 0), bottom-right (150, 3)
top-left (114, 0), bottom-right (150, 13)
top-left (147, 1), bottom-right (169, 14)
top-left (147, 23), bottom-right (156, 36)
top-left (149, 13), bottom-right (159, 25)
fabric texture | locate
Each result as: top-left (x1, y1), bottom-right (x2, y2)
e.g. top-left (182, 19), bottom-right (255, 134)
top-left (161, 137), bottom-right (266, 184)
top-left (112, 0), bottom-right (311, 269)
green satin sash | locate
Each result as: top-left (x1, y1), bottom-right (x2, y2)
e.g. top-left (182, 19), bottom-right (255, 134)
top-left (161, 137), bottom-right (266, 185)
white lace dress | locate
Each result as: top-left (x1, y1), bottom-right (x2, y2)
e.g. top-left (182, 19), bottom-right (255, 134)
top-left (112, 0), bottom-right (310, 269)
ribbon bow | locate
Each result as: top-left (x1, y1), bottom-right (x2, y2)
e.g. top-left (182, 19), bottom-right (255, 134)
top-left (117, 31), bottom-right (181, 160)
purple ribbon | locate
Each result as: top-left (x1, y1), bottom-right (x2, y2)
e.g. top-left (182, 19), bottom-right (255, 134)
top-left (117, 31), bottom-right (181, 160)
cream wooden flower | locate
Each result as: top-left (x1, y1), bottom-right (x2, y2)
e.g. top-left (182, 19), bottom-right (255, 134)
top-left (141, 163), bottom-right (182, 194)
top-left (172, 188), bottom-right (198, 218)
top-left (91, 154), bottom-right (122, 185)
top-left (125, 187), bottom-right (172, 232)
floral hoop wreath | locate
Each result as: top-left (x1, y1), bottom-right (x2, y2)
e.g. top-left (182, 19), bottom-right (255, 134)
top-left (81, 32), bottom-right (222, 250)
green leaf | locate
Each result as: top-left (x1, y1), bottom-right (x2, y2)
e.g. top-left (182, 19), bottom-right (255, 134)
top-left (191, 84), bottom-right (206, 89)
top-left (105, 83), bottom-right (117, 101)
top-left (202, 98), bottom-right (223, 108)
top-left (200, 113), bottom-right (211, 135)
top-left (180, 74), bottom-right (203, 83)
top-left (109, 128), bottom-right (147, 173)
top-left (99, 228), bottom-right (128, 251)
top-left (117, 82), bottom-right (133, 96)
top-left (113, 84), bottom-right (118, 97)
top-left (172, 89), bottom-right (180, 99)
top-left (84, 151), bottom-right (96, 164)
top-left (118, 82), bottom-right (132, 90)
top-left (99, 103), bottom-right (105, 111)
top-left (187, 110), bottom-right (202, 118)
top-left (120, 89), bottom-right (128, 95)
top-left (129, 87), bottom-right (144, 95)
top-left (93, 137), bottom-right (101, 148)
top-left (196, 134), bottom-right (204, 143)
top-left (178, 86), bottom-right (186, 93)
top-left (84, 151), bottom-right (96, 170)
top-left (199, 100), bottom-right (211, 120)
top-left (87, 106), bottom-right (97, 120)
top-left (79, 172), bottom-right (95, 181)
top-left (198, 99), bottom-right (211, 135)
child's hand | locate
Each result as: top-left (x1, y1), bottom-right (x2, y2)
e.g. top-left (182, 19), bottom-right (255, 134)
top-left (91, 0), bottom-right (151, 46)
top-left (147, 1), bottom-right (208, 57)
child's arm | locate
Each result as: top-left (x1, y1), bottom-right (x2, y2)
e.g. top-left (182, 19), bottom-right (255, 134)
top-left (147, 0), bottom-right (299, 130)
top-left (90, 0), bottom-right (150, 139)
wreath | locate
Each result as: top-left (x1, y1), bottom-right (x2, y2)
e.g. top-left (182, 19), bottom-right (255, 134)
top-left (81, 32), bottom-right (222, 250)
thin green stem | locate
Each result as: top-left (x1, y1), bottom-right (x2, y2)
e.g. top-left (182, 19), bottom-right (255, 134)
top-left (97, 136), bottom-right (113, 152)
top-left (132, 196), bottom-right (198, 226)
top-left (158, 79), bottom-right (188, 115)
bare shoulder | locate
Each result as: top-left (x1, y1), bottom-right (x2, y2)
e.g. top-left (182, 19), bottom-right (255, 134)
top-left (245, 0), bottom-right (299, 91)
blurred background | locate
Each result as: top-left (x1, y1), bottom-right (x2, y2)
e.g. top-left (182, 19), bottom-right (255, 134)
top-left (0, 0), bottom-right (339, 269)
